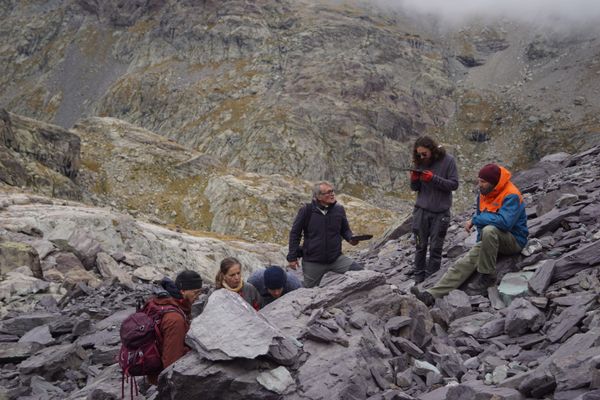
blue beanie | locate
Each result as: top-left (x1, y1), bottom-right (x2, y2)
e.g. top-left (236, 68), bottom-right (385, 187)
top-left (264, 266), bottom-right (286, 290)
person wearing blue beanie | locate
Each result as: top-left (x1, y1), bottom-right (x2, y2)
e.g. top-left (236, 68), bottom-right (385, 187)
top-left (248, 265), bottom-right (302, 306)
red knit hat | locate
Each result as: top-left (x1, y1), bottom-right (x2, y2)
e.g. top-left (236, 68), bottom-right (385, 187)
top-left (478, 163), bottom-right (501, 186)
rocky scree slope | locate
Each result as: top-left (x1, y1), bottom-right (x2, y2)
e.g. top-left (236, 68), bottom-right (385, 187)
top-left (1, 146), bottom-right (599, 399)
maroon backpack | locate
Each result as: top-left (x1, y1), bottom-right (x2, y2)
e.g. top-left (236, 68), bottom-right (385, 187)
top-left (118, 301), bottom-right (185, 398)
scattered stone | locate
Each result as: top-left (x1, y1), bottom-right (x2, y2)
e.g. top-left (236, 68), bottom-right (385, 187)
top-left (498, 271), bottom-right (534, 305)
top-left (504, 298), bottom-right (545, 337)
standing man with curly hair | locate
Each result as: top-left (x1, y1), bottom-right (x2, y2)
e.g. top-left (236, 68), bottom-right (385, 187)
top-left (409, 136), bottom-right (459, 283)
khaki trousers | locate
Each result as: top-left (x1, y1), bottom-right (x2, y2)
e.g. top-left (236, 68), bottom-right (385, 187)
top-left (428, 225), bottom-right (523, 298)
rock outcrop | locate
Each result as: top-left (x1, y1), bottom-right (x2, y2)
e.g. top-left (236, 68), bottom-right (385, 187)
top-left (72, 116), bottom-right (400, 244)
top-left (0, 146), bottom-right (600, 399)
top-left (0, 109), bottom-right (81, 198)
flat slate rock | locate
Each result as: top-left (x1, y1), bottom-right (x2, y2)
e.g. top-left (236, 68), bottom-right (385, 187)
top-left (552, 240), bottom-right (600, 282)
top-left (547, 301), bottom-right (593, 343)
top-left (527, 260), bottom-right (556, 295)
top-left (186, 289), bottom-right (300, 361)
top-left (446, 380), bottom-right (524, 400)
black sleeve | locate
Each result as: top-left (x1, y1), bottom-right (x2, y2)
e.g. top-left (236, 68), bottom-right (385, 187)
top-left (287, 205), bottom-right (307, 261)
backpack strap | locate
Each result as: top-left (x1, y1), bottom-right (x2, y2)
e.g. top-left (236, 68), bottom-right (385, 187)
top-left (149, 304), bottom-right (188, 346)
top-left (302, 203), bottom-right (312, 236)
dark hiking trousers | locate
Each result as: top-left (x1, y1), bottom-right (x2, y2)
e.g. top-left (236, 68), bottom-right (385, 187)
top-left (412, 207), bottom-right (450, 280)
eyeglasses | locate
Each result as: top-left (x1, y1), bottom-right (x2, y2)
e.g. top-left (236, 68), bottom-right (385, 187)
top-left (319, 189), bottom-right (335, 195)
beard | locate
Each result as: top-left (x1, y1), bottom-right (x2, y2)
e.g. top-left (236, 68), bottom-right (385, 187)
top-left (480, 186), bottom-right (494, 195)
top-left (419, 158), bottom-right (432, 167)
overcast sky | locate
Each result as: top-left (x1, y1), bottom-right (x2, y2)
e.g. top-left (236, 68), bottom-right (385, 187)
top-left (373, 0), bottom-right (600, 26)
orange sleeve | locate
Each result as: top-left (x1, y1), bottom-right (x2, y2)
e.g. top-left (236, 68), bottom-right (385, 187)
top-left (160, 312), bottom-right (189, 369)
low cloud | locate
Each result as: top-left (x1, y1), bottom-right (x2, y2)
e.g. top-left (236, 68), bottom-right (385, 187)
top-left (372, 0), bottom-right (600, 26)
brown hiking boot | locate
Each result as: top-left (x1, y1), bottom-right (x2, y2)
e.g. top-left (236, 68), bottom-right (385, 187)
top-left (467, 272), bottom-right (497, 293)
top-left (410, 285), bottom-right (435, 307)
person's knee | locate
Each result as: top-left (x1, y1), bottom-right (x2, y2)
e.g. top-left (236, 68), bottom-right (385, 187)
top-left (413, 231), bottom-right (426, 250)
top-left (481, 225), bottom-right (500, 240)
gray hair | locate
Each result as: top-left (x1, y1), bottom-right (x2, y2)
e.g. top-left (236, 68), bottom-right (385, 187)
top-left (312, 181), bottom-right (333, 199)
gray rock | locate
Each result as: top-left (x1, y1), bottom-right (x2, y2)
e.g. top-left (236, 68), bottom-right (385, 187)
top-left (552, 240), bottom-right (600, 282)
top-left (385, 316), bottom-right (412, 332)
top-left (0, 341), bottom-right (43, 364)
top-left (534, 184), bottom-right (577, 217)
top-left (396, 368), bottom-right (413, 388)
top-left (0, 271), bottom-right (50, 300)
top-left (95, 252), bottom-right (133, 288)
top-left (498, 271), bottom-right (534, 305)
top-left (547, 300), bottom-right (594, 343)
top-left (256, 366), bottom-right (295, 395)
top-left (449, 312), bottom-right (495, 337)
top-left (18, 325), bottom-right (53, 345)
top-left (478, 318), bottom-right (506, 339)
top-left (0, 241), bottom-right (43, 278)
top-left (527, 260), bottom-right (556, 295)
top-left (187, 289), bottom-right (299, 361)
top-left (391, 337), bottom-right (424, 358)
top-left (304, 323), bottom-right (349, 347)
top-left (0, 312), bottom-right (58, 336)
top-left (555, 193), bottom-right (579, 208)
top-left (528, 204), bottom-right (585, 238)
top-left (437, 290), bottom-right (471, 324)
top-left (447, 380), bottom-right (524, 399)
top-left (65, 364), bottom-right (124, 400)
top-left (504, 298), bottom-right (545, 337)
top-left (493, 365), bottom-right (509, 383)
top-left (550, 346), bottom-right (600, 391)
top-left (518, 370), bottom-right (556, 398)
top-left (18, 343), bottom-right (87, 381)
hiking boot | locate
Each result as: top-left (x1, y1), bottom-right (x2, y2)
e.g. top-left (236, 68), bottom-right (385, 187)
top-left (410, 286), bottom-right (435, 307)
top-left (413, 272), bottom-right (425, 284)
top-left (467, 272), bottom-right (497, 293)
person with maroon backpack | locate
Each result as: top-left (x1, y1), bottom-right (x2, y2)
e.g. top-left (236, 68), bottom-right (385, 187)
top-left (119, 269), bottom-right (203, 393)
top-left (146, 270), bottom-right (203, 384)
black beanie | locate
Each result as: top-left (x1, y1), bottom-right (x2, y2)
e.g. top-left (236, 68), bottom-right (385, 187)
top-left (263, 266), bottom-right (286, 290)
top-left (175, 270), bottom-right (203, 290)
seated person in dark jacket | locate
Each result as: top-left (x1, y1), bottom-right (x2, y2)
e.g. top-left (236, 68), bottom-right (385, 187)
top-left (287, 181), bottom-right (361, 288)
top-left (248, 265), bottom-right (302, 306)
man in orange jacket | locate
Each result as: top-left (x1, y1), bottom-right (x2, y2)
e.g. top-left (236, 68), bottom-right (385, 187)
top-left (147, 270), bottom-right (203, 384)
top-left (412, 163), bottom-right (528, 306)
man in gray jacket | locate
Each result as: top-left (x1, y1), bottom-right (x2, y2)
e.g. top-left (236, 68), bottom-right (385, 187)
top-left (409, 136), bottom-right (459, 283)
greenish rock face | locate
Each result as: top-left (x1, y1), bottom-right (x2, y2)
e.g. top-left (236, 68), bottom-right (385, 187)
top-left (498, 271), bottom-right (535, 306)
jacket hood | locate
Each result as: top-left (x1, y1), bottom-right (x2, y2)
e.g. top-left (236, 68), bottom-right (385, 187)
top-left (482, 165), bottom-right (512, 199)
top-left (152, 295), bottom-right (192, 316)
top-left (159, 277), bottom-right (183, 299)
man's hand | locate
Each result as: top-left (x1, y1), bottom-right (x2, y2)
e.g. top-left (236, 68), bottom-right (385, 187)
top-left (420, 170), bottom-right (434, 182)
top-left (288, 260), bottom-right (299, 270)
top-left (410, 170), bottom-right (421, 182)
top-left (465, 220), bottom-right (473, 233)
top-left (349, 239), bottom-right (359, 246)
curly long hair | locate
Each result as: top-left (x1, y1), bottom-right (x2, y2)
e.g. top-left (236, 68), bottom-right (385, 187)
top-left (214, 257), bottom-right (242, 289)
top-left (412, 136), bottom-right (446, 166)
